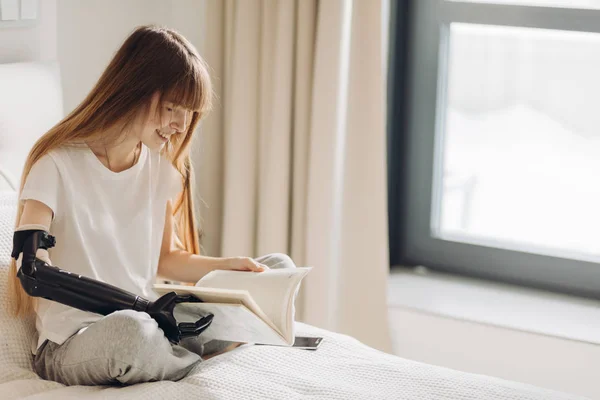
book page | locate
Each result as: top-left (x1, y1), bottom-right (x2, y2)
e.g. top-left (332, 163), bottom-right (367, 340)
top-left (195, 267), bottom-right (311, 340)
top-left (152, 284), bottom-right (281, 336)
top-left (173, 303), bottom-right (287, 345)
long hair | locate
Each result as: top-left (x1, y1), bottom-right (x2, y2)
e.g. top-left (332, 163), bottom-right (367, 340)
top-left (8, 25), bottom-right (213, 317)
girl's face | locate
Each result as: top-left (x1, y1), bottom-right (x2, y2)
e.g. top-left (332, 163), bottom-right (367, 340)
top-left (137, 93), bottom-right (192, 151)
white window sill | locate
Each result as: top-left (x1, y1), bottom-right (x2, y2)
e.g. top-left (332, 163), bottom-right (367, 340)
top-left (388, 266), bottom-right (600, 345)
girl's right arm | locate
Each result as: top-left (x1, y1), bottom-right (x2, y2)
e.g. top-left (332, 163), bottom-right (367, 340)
top-left (158, 201), bottom-right (267, 283)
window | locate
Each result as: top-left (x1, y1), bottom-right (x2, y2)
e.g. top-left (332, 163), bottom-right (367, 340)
top-left (388, 0), bottom-right (600, 299)
top-left (449, 0), bottom-right (600, 9)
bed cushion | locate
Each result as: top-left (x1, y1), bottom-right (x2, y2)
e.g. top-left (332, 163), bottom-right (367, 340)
top-left (0, 323), bottom-right (587, 400)
top-left (0, 192), bottom-right (39, 389)
top-left (0, 62), bottom-right (63, 186)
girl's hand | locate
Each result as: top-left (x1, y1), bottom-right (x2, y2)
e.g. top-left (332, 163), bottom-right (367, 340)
top-left (220, 257), bottom-right (269, 272)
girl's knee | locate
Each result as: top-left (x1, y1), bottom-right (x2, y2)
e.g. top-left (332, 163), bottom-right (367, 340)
top-left (257, 253), bottom-right (296, 270)
top-left (100, 310), bottom-right (166, 351)
top-left (103, 310), bottom-right (153, 333)
top-left (97, 310), bottom-right (197, 383)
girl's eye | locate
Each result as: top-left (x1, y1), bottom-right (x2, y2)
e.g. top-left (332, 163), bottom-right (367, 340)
top-left (166, 107), bottom-right (174, 112)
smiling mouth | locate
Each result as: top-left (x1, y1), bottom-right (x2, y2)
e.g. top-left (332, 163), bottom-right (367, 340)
top-left (156, 129), bottom-right (171, 142)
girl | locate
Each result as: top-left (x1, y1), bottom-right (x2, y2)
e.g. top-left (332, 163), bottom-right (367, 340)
top-left (8, 25), bottom-right (297, 386)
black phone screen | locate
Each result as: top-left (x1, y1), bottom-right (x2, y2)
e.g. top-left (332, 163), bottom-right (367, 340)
top-left (293, 336), bottom-right (323, 349)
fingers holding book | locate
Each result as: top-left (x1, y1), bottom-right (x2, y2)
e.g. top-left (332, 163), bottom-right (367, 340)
top-left (221, 256), bottom-right (269, 272)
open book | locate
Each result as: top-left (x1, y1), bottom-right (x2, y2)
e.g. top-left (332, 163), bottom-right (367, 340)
top-left (153, 267), bottom-right (311, 346)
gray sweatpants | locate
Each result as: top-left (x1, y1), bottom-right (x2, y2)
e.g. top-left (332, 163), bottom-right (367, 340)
top-left (33, 253), bottom-right (296, 386)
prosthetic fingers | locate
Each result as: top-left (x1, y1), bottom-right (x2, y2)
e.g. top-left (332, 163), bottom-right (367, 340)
top-left (11, 226), bottom-right (213, 344)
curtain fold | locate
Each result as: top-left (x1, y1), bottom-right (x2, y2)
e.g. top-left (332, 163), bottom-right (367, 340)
top-left (196, 0), bottom-right (391, 352)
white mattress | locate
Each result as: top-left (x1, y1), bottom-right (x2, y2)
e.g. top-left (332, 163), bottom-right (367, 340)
top-left (0, 193), bottom-right (587, 400)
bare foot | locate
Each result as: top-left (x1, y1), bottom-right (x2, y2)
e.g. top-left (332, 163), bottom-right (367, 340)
top-left (203, 342), bottom-right (244, 360)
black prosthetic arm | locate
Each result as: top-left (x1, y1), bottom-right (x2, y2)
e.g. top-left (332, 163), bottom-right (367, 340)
top-left (12, 229), bottom-right (213, 344)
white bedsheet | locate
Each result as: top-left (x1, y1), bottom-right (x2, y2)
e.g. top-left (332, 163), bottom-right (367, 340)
top-left (0, 193), bottom-right (587, 400)
top-left (1, 323), bottom-right (589, 400)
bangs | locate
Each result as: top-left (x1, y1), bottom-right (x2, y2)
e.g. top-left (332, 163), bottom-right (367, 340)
top-left (163, 60), bottom-right (212, 115)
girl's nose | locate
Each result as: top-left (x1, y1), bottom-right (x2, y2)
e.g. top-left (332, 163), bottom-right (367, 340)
top-left (169, 109), bottom-right (189, 133)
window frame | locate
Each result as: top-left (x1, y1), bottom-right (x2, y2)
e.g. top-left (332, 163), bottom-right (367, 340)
top-left (388, 0), bottom-right (600, 300)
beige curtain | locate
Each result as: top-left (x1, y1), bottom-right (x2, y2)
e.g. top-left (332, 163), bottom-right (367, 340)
top-left (194, 0), bottom-right (391, 353)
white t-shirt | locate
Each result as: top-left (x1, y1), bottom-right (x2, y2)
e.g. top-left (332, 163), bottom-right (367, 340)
top-left (19, 144), bottom-right (182, 355)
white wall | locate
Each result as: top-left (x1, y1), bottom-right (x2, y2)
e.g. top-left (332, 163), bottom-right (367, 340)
top-left (0, 0), bottom-right (57, 63)
top-left (56, 0), bottom-right (205, 114)
top-left (389, 307), bottom-right (599, 399)
top-left (0, 0), bottom-right (205, 111)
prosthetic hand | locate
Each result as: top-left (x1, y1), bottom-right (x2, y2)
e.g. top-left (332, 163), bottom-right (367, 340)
top-left (11, 227), bottom-right (213, 344)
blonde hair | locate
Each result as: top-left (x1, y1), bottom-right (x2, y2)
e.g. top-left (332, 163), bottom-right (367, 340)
top-left (8, 25), bottom-right (212, 317)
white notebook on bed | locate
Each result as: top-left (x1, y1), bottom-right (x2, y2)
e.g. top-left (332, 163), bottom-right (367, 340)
top-left (153, 267), bottom-right (310, 346)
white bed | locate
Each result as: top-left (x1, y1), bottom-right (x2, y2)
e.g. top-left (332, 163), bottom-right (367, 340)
top-left (0, 62), bottom-right (588, 400)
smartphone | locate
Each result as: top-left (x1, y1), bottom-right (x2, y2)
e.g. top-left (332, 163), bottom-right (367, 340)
top-left (292, 336), bottom-right (323, 350)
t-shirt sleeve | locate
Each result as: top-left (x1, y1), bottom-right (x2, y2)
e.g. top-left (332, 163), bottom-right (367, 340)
top-left (19, 154), bottom-right (61, 221)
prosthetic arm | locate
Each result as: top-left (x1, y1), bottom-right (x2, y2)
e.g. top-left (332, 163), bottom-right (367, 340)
top-left (11, 227), bottom-right (213, 344)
